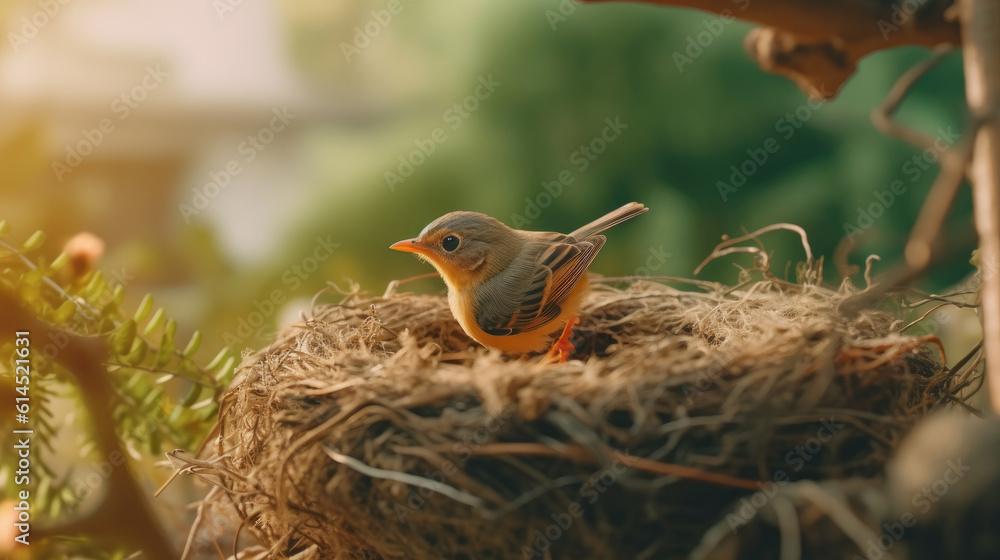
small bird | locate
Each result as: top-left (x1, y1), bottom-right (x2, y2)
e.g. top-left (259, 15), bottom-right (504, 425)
top-left (390, 202), bottom-right (648, 362)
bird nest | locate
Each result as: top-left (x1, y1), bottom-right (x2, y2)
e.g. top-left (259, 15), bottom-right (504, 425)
top-left (183, 257), bottom-right (963, 560)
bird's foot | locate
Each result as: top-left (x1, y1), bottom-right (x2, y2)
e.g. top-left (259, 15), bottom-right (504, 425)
top-left (540, 317), bottom-right (580, 364)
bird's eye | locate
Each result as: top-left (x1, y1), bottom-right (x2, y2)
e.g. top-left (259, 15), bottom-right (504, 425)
top-left (442, 235), bottom-right (460, 252)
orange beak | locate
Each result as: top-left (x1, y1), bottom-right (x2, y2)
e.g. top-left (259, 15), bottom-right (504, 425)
top-left (390, 238), bottom-right (433, 256)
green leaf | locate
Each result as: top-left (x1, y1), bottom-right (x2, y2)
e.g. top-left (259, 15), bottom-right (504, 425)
top-left (123, 337), bottom-right (148, 366)
top-left (17, 269), bottom-right (43, 303)
top-left (147, 429), bottom-right (161, 455)
top-left (52, 300), bottom-right (77, 324)
top-left (50, 251), bottom-right (69, 271)
top-left (125, 370), bottom-right (144, 390)
top-left (215, 356), bottom-right (237, 382)
top-left (82, 270), bottom-right (105, 299)
top-left (177, 358), bottom-right (200, 379)
top-left (0, 219), bottom-right (9, 237)
top-left (180, 383), bottom-right (203, 407)
top-left (36, 474), bottom-right (52, 510)
top-left (112, 283), bottom-right (125, 306)
top-left (143, 307), bottom-right (165, 336)
top-left (60, 485), bottom-right (78, 507)
top-left (205, 348), bottom-right (230, 371)
top-left (198, 402), bottom-right (220, 421)
top-left (190, 397), bottom-right (215, 410)
top-left (167, 404), bottom-right (184, 424)
top-left (112, 320), bottom-right (137, 355)
top-left (152, 331), bottom-right (175, 369)
top-left (133, 294), bottom-right (154, 322)
top-left (98, 316), bottom-right (116, 335)
top-left (79, 440), bottom-right (97, 458)
top-left (142, 307), bottom-right (167, 336)
top-left (48, 493), bottom-right (63, 519)
top-left (182, 331), bottom-right (202, 357)
top-left (142, 386), bottom-right (163, 409)
top-left (20, 230), bottom-right (45, 252)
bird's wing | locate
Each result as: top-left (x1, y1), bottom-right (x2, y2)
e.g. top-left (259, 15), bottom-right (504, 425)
top-left (476, 234), bottom-right (605, 335)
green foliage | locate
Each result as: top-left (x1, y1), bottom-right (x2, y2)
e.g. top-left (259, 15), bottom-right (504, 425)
top-left (0, 221), bottom-right (236, 546)
top-left (275, 0), bottom-right (971, 302)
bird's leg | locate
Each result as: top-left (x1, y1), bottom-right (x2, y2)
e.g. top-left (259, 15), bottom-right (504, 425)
top-left (541, 317), bottom-right (580, 364)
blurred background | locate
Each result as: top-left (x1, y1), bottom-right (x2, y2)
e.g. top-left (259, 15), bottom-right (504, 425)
top-left (0, 0), bottom-right (987, 555)
top-left (0, 0), bottom-right (977, 362)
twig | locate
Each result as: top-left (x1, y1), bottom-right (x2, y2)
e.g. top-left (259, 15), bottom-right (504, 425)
top-left (392, 445), bottom-right (510, 507)
top-left (702, 247), bottom-right (769, 274)
top-left (796, 481), bottom-right (895, 560)
top-left (492, 475), bottom-right (584, 517)
top-left (772, 494), bottom-right (802, 560)
top-left (863, 255), bottom-right (881, 289)
top-left (901, 291), bottom-right (980, 308)
top-left (417, 441), bottom-right (763, 490)
top-left (695, 223), bottom-right (813, 277)
top-left (951, 340), bottom-right (984, 389)
top-left (591, 275), bottom-right (722, 291)
top-left (368, 303), bottom-right (399, 338)
top-left (905, 131), bottom-right (975, 271)
top-left (899, 302), bottom-right (951, 332)
top-left (322, 445), bottom-right (488, 510)
top-left (839, 126), bottom-right (975, 315)
top-left (180, 486), bottom-right (220, 560)
top-left (840, 43), bottom-right (977, 314)
top-left (872, 46), bottom-right (956, 151)
top-left (308, 285), bottom-right (333, 314)
top-left (833, 236), bottom-right (859, 280)
top-left (837, 334), bottom-right (946, 371)
top-left (275, 400), bottom-right (371, 519)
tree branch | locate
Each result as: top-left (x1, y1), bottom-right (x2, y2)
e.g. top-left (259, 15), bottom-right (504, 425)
top-left (0, 294), bottom-right (175, 559)
top-left (958, 0), bottom-right (1000, 414)
top-left (582, 0), bottom-right (960, 99)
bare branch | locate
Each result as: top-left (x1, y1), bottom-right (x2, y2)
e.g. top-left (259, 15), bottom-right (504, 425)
top-left (582, 0), bottom-right (960, 98)
top-left (958, 0), bottom-right (1000, 413)
top-left (872, 46), bottom-right (956, 151)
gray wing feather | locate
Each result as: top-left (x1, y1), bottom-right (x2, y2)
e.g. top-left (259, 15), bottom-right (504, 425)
top-left (474, 243), bottom-right (550, 335)
top-left (569, 202), bottom-right (647, 239)
top-left (475, 235), bottom-right (603, 335)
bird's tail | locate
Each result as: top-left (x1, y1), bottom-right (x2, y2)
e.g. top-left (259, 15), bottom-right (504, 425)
top-left (569, 202), bottom-right (648, 239)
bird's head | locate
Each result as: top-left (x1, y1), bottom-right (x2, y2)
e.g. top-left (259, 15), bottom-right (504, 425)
top-left (390, 211), bottom-right (520, 289)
